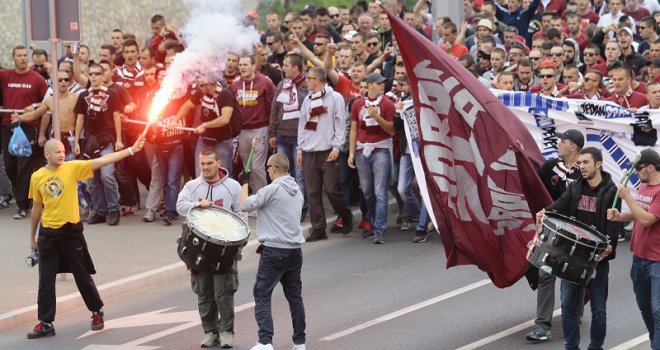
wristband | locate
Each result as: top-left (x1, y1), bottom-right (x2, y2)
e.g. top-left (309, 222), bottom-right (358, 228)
top-left (127, 147), bottom-right (135, 156)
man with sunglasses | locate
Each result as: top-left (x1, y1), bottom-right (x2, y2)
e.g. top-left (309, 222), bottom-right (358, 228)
top-left (15, 70), bottom-right (80, 160)
top-left (607, 148), bottom-right (660, 350)
top-left (266, 32), bottom-right (287, 69)
top-left (530, 61), bottom-right (566, 96)
top-left (638, 16), bottom-right (658, 56)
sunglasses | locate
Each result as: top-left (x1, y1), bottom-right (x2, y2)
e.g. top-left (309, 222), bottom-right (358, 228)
top-left (266, 41), bottom-right (276, 46)
top-left (58, 78), bottom-right (70, 82)
top-left (367, 42), bottom-right (379, 47)
top-left (583, 52), bottom-right (596, 57)
top-left (89, 72), bottom-right (103, 76)
top-left (550, 53), bottom-right (564, 57)
top-left (530, 57), bottom-right (541, 60)
top-left (639, 26), bottom-right (648, 30)
top-left (583, 77), bottom-right (595, 82)
top-left (539, 74), bottom-right (554, 79)
top-left (636, 164), bottom-right (649, 171)
top-left (314, 42), bottom-right (326, 46)
top-left (330, 14), bottom-right (340, 18)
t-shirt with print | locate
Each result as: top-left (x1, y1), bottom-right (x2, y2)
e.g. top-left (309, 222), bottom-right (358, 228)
top-left (350, 95), bottom-right (395, 144)
top-left (190, 82), bottom-right (241, 142)
top-left (230, 72), bottom-right (275, 130)
top-left (0, 69), bottom-right (48, 126)
top-left (575, 182), bottom-right (600, 229)
top-left (75, 85), bottom-right (120, 140)
top-left (630, 183), bottom-right (660, 261)
top-left (29, 160), bottom-right (93, 228)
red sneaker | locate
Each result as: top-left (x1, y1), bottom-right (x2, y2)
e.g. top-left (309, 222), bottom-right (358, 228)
top-left (331, 217), bottom-right (343, 232)
top-left (358, 217), bottom-right (371, 229)
top-left (91, 311), bottom-right (104, 331)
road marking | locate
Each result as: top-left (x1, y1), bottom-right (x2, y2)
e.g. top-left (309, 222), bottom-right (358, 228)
top-left (456, 309), bottom-right (561, 350)
top-left (609, 333), bottom-right (650, 350)
top-left (319, 279), bottom-right (491, 341)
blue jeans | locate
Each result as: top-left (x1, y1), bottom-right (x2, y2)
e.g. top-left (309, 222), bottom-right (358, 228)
top-left (631, 255), bottom-right (660, 350)
top-left (355, 149), bottom-right (391, 234)
top-left (253, 247), bottom-right (306, 346)
top-left (195, 138), bottom-right (233, 177)
top-left (339, 151), bottom-right (366, 215)
top-left (88, 144), bottom-right (120, 215)
top-left (416, 201), bottom-right (431, 232)
top-left (276, 135), bottom-right (307, 211)
top-left (397, 154), bottom-right (420, 218)
top-left (154, 143), bottom-right (184, 218)
top-left (561, 260), bottom-right (609, 350)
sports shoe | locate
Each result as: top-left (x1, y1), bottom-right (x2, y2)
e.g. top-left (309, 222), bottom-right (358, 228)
top-left (163, 215), bottom-right (173, 226)
top-left (91, 310), bottom-right (104, 331)
top-left (143, 209), bottom-right (156, 222)
top-left (201, 332), bottom-right (219, 347)
top-left (340, 215), bottom-right (353, 235)
top-left (618, 231), bottom-right (626, 242)
top-left (107, 211), bottom-right (120, 226)
top-left (305, 229), bottom-right (328, 242)
top-left (292, 344), bottom-right (306, 350)
top-left (13, 209), bottom-right (27, 220)
top-left (87, 213), bottom-right (106, 224)
top-left (250, 343), bottom-right (274, 350)
top-left (400, 218), bottom-right (413, 231)
top-left (361, 219), bottom-right (373, 233)
top-left (358, 217), bottom-right (371, 229)
top-left (413, 230), bottom-right (428, 243)
top-left (331, 217), bottom-right (343, 232)
top-left (219, 331), bottom-right (233, 348)
top-left (525, 327), bottom-right (551, 342)
top-left (0, 196), bottom-right (9, 209)
top-left (374, 232), bottom-right (385, 244)
top-left (27, 321), bottom-right (55, 339)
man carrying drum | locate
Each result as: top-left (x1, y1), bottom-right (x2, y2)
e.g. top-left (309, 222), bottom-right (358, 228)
top-left (607, 148), bottom-right (660, 350)
top-left (239, 153), bottom-right (307, 350)
top-left (536, 147), bottom-right (622, 350)
top-left (176, 148), bottom-right (246, 348)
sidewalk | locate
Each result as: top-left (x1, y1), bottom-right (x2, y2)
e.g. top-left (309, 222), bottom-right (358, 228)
top-left (0, 194), bottom-right (384, 331)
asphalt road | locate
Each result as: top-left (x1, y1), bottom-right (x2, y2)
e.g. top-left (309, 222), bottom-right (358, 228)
top-left (0, 219), bottom-right (653, 350)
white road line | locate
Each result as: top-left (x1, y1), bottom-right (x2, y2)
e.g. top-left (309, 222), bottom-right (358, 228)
top-left (319, 279), bottom-right (491, 342)
top-left (456, 309), bottom-right (561, 350)
top-left (609, 333), bottom-right (650, 350)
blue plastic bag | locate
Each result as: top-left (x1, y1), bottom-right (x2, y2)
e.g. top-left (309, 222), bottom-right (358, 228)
top-left (8, 124), bottom-right (32, 157)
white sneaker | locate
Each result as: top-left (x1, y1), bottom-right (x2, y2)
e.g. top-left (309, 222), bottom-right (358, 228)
top-left (220, 331), bottom-right (233, 348)
top-left (292, 344), bottom-right (306, 350)
top-left (143, 209), bottom-right (156, 222)
top-left (249, 343), bottom-right (274, 350)
top-left (200, 332), bottom-right (219, 347)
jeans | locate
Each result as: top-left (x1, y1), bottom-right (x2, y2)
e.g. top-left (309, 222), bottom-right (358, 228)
top-left (276, 135), bottom-right (307, 212)
top-left (253, 246), bottom-right (306, 345)
top-left (195, 138), bottom-right (234, 177)
top-left (88, 143), bottom-right (120, 215)
top-left (561, 260), bottom-right (609, 350)
top-left (116, 132), bottom-right (151, 207)
top-left (631, 255), bottom-right (660, 350)
top-left (355, 149), bottom-right (391, 234)
top-left (154, 143), bottom-right (184, 218)
top-left (416, 201), bottom-right (431, 232)
top-left (339, 151), bottom-right (366, 215)
top-left (397, 154), bottom-right (420, 218)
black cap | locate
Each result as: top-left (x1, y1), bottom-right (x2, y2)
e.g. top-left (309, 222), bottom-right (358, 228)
top-left (365, 73), bottom-right (387, 84)
top-left (555, 129), bottom-right (584, 149)
top-left (633, 148), bottom-right (660, 168)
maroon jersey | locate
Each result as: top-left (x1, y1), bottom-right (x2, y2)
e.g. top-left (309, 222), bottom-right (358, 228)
top-left (0, 69), bottom-right (48, 126)
top-left (350, 95), bottom-right (395, 144)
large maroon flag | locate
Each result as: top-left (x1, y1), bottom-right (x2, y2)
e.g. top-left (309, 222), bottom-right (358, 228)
top-left (385, 7), bottom-right (552, 287)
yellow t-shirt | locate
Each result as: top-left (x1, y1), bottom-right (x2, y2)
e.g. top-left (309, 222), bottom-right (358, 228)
top-left (29, 160), bottom-right (93, 228)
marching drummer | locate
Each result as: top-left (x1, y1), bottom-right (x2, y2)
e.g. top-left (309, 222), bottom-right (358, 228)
top-left (176, 148), bottom-right (246, 348)
top-left (535, 147), bottom-right (623, 350)
top-left (239, 153), bottom-right (307, 350)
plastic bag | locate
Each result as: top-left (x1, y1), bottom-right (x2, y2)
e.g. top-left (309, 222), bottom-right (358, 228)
top-left (8, 124), bottom-right (32, 157)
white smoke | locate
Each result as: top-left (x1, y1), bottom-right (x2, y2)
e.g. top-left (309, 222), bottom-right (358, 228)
top-left (160, 0), bottom-right (261, 97)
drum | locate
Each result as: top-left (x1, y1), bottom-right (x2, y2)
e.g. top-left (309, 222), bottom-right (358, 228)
top-left (527, 211), bottom-right (608, 285)
top-left (177, 206), bottom-right (249, 274)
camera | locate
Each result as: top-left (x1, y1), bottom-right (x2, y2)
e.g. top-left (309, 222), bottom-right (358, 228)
top-left (26, 250), bottom-right (39, 267)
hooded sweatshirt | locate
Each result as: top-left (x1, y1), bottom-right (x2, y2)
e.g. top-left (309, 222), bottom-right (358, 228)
top-left (242, 175), bottom-right (304, 249)
top-left (176, 167), bottom-right (247, 224)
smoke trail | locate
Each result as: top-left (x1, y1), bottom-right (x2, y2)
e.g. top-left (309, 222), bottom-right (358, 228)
top-left (161, 0), bottom-right (261, 98)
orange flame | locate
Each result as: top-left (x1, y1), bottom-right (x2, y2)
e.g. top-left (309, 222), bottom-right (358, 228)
top-left (148, 87), bottom-right (175, 124)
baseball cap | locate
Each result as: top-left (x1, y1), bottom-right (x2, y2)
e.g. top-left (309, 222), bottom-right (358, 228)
top-left (246, 11), bottom-right (259, 20)
top-left (555, 129), bottom-right (585, 149)
top-left (617, 26), bottom-right (633, 37)
top-left (632, 148), bottom-right (660, 168)
top-left (343, 30), bottom-right (358, 42)
top-left (365, 73), bottom-right (387, 83)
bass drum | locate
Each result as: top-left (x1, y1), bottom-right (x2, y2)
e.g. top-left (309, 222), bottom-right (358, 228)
top-left (177, 206), bottom-right (249, 274)
top-left (527, 211), bottom-right (608, 285)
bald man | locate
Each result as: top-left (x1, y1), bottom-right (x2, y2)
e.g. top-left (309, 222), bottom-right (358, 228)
top-left (26, 136), bottom-right (145, 339)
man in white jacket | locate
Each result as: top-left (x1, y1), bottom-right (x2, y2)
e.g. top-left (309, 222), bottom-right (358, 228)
top-left (176, 148), bottom-right (246, 349)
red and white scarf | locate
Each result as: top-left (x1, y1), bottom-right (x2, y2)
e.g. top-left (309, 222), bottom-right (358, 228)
top-left (276, 72), bottom-right (306, 120)
top-left (304, 86), bottom-right (329, 131)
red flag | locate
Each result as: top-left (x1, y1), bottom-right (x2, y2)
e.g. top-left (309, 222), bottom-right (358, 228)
top-left (384, 6), bottom-right (552, 287)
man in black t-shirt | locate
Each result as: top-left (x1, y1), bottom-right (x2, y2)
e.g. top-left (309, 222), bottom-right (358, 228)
top-left (74, 63), bottom-right (123, 226)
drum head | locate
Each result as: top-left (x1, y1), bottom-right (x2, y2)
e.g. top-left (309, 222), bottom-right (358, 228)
top-left (544, 212), bottom-right (607, 244)
top-left (187, 206), bottom-right (249, 244)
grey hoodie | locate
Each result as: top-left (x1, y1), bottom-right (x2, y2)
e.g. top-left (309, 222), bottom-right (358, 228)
top-left (176, 168), bottom-right (247, 224)
top-left (242, 175), bottom-right (304, 249)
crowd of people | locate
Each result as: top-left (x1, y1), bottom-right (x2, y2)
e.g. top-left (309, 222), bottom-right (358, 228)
top-left (1, 0), bottom-right (659, 349)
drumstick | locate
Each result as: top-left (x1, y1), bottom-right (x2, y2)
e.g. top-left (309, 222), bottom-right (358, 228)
top-left (612, 153), bottom-right (641, 208)
top-left (244, 136), bottom-right (258, 173)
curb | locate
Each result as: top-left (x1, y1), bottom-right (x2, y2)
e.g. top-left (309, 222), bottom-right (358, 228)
top-left (0, 201), bottom-right (397, 331)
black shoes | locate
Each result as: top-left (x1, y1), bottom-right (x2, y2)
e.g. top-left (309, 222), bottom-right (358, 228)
top-left (340, 215), bottom-right (353, 235)
top-left (305, 229), bottom-right (328, 242)
top-left (107, 211), bottom-right (120, 226)
top-left (87, 214), bottom-right (107, 224)
top-left (27, 321), bottom-right (55, 339)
